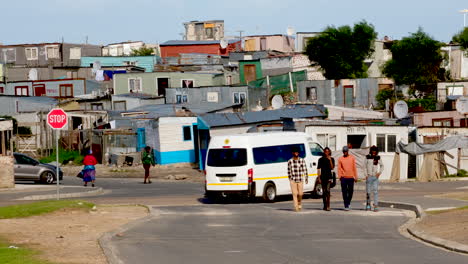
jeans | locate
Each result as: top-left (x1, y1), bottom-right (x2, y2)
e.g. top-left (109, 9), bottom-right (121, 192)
top-left (340, 178), bottom-right (355, 208)
top-left (366, 176), bottom-right (379, 207)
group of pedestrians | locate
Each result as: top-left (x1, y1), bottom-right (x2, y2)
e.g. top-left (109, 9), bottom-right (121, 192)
top-left (287, 145), bottom-right (383, 212)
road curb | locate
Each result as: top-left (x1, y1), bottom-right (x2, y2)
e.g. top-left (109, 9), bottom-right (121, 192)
top-left (16, 187), bottom-right (106, 200)
top-left (380, 200), bottom-right (468, 255)
top-left (99, 205), bottom-right (157, 264)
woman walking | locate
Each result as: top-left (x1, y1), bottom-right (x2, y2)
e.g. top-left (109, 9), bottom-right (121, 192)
top-left (82, 150), bottom-right (97, 187)
top-left (366, 145), bottom-right (384, 212)
top-left (317, 147), bottom-right (335, 211)
top-left (142, 146), bottom-right (155, 184)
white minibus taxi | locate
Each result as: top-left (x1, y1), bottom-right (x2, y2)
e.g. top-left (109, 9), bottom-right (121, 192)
top-left (205, 132), bottom-right (324, 202)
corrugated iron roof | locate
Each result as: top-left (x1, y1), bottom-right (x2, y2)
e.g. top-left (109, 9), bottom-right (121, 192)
top-left (160, 39), bottom-right (240, 46)
top-left (199, 104), bottom-right (326, 128)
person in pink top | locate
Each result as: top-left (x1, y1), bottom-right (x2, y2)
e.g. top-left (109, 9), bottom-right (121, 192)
top-left (338, 146), bottom-right (358, 210)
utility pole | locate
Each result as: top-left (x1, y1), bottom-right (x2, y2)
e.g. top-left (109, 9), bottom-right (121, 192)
top-left (460, 9), bottom-right (468, 27)
top-left (236, 30), bottom-right (244, 52)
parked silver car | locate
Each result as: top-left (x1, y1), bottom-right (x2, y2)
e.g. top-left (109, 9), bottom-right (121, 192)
top-left (14, 153), bottom-right (63, 184)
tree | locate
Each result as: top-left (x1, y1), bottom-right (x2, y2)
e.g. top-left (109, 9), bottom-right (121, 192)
top-left (130, 46), bottom-right (154, 56)
top-left (383, 29), bottom-right (443, 94)
top-left (305, 21), bottom-right (377, 79)
top-left (452, 27), bottom-right (468, 50)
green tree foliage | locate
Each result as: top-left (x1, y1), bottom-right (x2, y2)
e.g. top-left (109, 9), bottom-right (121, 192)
top-left (383, 29), bottom-right (443, 93)
top-left (452, 27), bottom-right (468, 50)
top-left (130, 46), bottom-right (154, 56)
top-left (375, 89), bottom-right (404, 109)
top-left (305, 21), bottom-right (377, 79)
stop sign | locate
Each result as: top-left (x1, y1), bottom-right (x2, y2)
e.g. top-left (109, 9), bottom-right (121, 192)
top-left (47, 108), bottom-right (68, 129)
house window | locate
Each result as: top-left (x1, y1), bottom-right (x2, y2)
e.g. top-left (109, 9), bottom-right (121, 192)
top-left (183, 126), bottom-right (192, 141)
top-left (59, 84), bottom-right (73, 97)
top-left (181, 79), bottom-right (194, 88)
top-left (25, 47), bottom-right (38, 60)
top-left (3, 48), bottom-right (16, 62)
top-left (207, 92), bottom-right (219, 102)
top-left (205, 28), bottom-right (214, 39)
top-left (102, 47), bottom-right (109, 56)
top-left (233, 92), bottom-right (246, 104)
top-left (46, 46), bottom-right (60, 59)
top-left (117, 46), bottom-right (124, 56)
top-left (128, 78), bottom-right (142, 92)
top-left (376, 134), bottom-right (397, 153)
top-left (316, 134), bottom-right (337, 151)
top-left (113, 101), bottom-right (127, 111)
top-left (15, 86), bottom-right (29, 96)
top-left (176, 94), bottom-right (188, 104)
top-left (306, 87), bottom-right (317, 102)
top-left (69, 47), bottom-right (82, 59)
top-left (91, 103), bottom-right (104, 110)
top-left (432, 118), bottom-right (453, 127)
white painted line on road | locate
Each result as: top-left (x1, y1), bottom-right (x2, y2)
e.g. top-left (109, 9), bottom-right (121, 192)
top-left (456, 186), bottom-right (468, 189)
top-left (426, 207), bottom-right (456, 212)
top-left (224, 250), bottom-right (244, 253)
top-left (207, 224), bottom-right (233, 227)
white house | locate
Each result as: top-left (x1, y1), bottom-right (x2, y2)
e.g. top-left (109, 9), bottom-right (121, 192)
top-left (303, 123), bottom-right (410, 181)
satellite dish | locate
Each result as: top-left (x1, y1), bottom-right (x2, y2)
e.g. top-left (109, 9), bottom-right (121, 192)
top-left (28, 68), bottom-right (38, 81)
top-left (393, 100), bottom-right (408, 119)
top-left (287, 26), bottom-right (295, 36)
top-left (220, 39), bottom-right (228, 49)
top-left (92, 60), bottom-right (102, 74)
top-left (456, 97), bottom-right (468, 114)
top-left (271, 95), bottom-right (284, 110)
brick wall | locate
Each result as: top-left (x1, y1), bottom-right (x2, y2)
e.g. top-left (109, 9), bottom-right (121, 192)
top-left (0, 156), bottom-right (14, 188)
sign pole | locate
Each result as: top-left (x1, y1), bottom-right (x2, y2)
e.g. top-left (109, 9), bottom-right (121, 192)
top-left (56, 130), bottom-right (60, 200)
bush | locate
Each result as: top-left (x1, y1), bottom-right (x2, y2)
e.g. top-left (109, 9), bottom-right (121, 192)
top-left (375, 88), bottom-right (404, 109)
top-left (447, 169), bottom-right (468, 178)
top-left (39, 148), bottom-right (84, 165)
top-left (406, 95), bottom-right (437, 111)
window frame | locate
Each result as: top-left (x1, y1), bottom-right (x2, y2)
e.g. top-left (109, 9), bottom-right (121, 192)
top-left (59, 84), bottom-right (74, 98)
top-left (316, 133), bottom-right (337, 151)
top-left (128, 77), bottom-right (142, 92)
top-left (253, 143), bottom-right (306, 165)
top-left (113, 101), bottom-right (127, 111)
top-left (91, 103), bottom-right (104, 110)
top-left (432, 118), bottom-right (453, 127)
top-left (46, 45), bottom-right (60, 59)
top-left (3, 48), bottom-right (16, 62)
top-left (376, 134), bottom-right (397, 153)
top-left (182, 126), bottom-right (192, 141)
top-left (233, 92), bottom-right (247, 104)
top-left (181, 79), bottom-right (195, 88)
top-left (15, 86), bottom-right (29, 96)
top-left (69, 47), bottom-right (82, 60)
top-left (176, 94), bottom-right (188, 104)
top-left (25, 47), bottom-right (38, 60)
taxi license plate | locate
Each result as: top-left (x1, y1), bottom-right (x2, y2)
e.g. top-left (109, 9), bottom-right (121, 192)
top-left (219, 177), bottom-right (233, 182)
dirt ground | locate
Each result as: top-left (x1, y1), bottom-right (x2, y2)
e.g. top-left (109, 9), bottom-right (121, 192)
top-left (62, 164), bottom-right (205, 183)
top-left (0, 205), bottom-right (148, 264)
top-left (416, 208), bottom-right (468, 245)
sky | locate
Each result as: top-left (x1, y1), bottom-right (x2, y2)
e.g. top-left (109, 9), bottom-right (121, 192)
top-left (1, 0), bottom-right (467, 45)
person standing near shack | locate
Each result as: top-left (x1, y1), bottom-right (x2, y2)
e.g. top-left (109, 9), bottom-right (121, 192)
top-left (317, 147), bottom-right (335, 211)
top-left (287, 147), bottom-right (308, 212)
top-left (365, 145), bottom-right (384, 212)
top-left (338, 146), bottom-right (358, 211)
top-left (142, 146), bottom-right (155, 184)
top-left (82, 150), bottom-right (97, 187)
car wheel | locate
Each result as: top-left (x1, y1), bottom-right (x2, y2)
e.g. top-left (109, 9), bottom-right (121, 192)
top-left (313, 183), bottom-right (323, 198)
top-left (41, 171), bottom-right (55, 184)
top-left (263, 182), bottom-right (276, 203)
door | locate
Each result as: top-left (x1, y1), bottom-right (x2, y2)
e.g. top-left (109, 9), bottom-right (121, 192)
top-left (14, 154), bottom-right (41, 179)
top-left (157, 78), bottom-right (169, 96)
top-left (137, 128), bottom-right (146, 152)
top-left (192, 125), bottom-right (200, 167)
top-left (33, 84), bottom-right (46, 96)
top-left (344, 85), bottom-right (354, 107)
top-left (244, 65), bottom-right (257, 84)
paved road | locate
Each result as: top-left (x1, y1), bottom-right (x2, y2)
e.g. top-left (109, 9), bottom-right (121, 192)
top-left (110, 203), bottom-right (468, 264)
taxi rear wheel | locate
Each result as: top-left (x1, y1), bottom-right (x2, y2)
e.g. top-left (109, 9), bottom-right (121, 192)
top-left (263, 182), bottom-right (276, 202)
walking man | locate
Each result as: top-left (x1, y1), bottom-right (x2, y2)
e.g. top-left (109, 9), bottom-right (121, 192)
top-left (338, 146), bottom-right (358, 211)
top-left (141, 146), bottom-right (155, 184)
top-left (317, 147), bottom-right (335, 211)
top-left (287, 147), bottom-right (308, 212)
top-left (366, 146), bottom-right (384, 212)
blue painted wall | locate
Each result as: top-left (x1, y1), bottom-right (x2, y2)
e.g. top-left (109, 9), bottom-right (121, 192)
top-left (154, 149), bottom-right (196, 165)
top-left (81, 56), bottom-right (161, 72)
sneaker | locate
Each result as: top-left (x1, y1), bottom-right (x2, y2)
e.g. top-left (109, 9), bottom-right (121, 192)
top-left (344, 207), bottom-right (350, 211)
top-left (366, 205), bottom-right (371, 211)
top-left (92, 184), bottom-right (95, 187)
top-left (373, 207), bottom-right (379, 212)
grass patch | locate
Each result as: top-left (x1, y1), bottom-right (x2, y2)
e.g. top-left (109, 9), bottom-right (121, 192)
top-left (0, 239), bottom-right (51, 264)
top-left (39, 149), bottom-right (84, 165)
top-left (445, 169), bottom-right (468, 178)
top-left (427, 205), bottom-right (468, 215)
top-left (0, 200), bottom-right (94, 219)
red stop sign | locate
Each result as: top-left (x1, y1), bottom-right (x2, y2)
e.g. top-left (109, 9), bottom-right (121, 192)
top-left (47, 108), bottom-right (68, 129)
